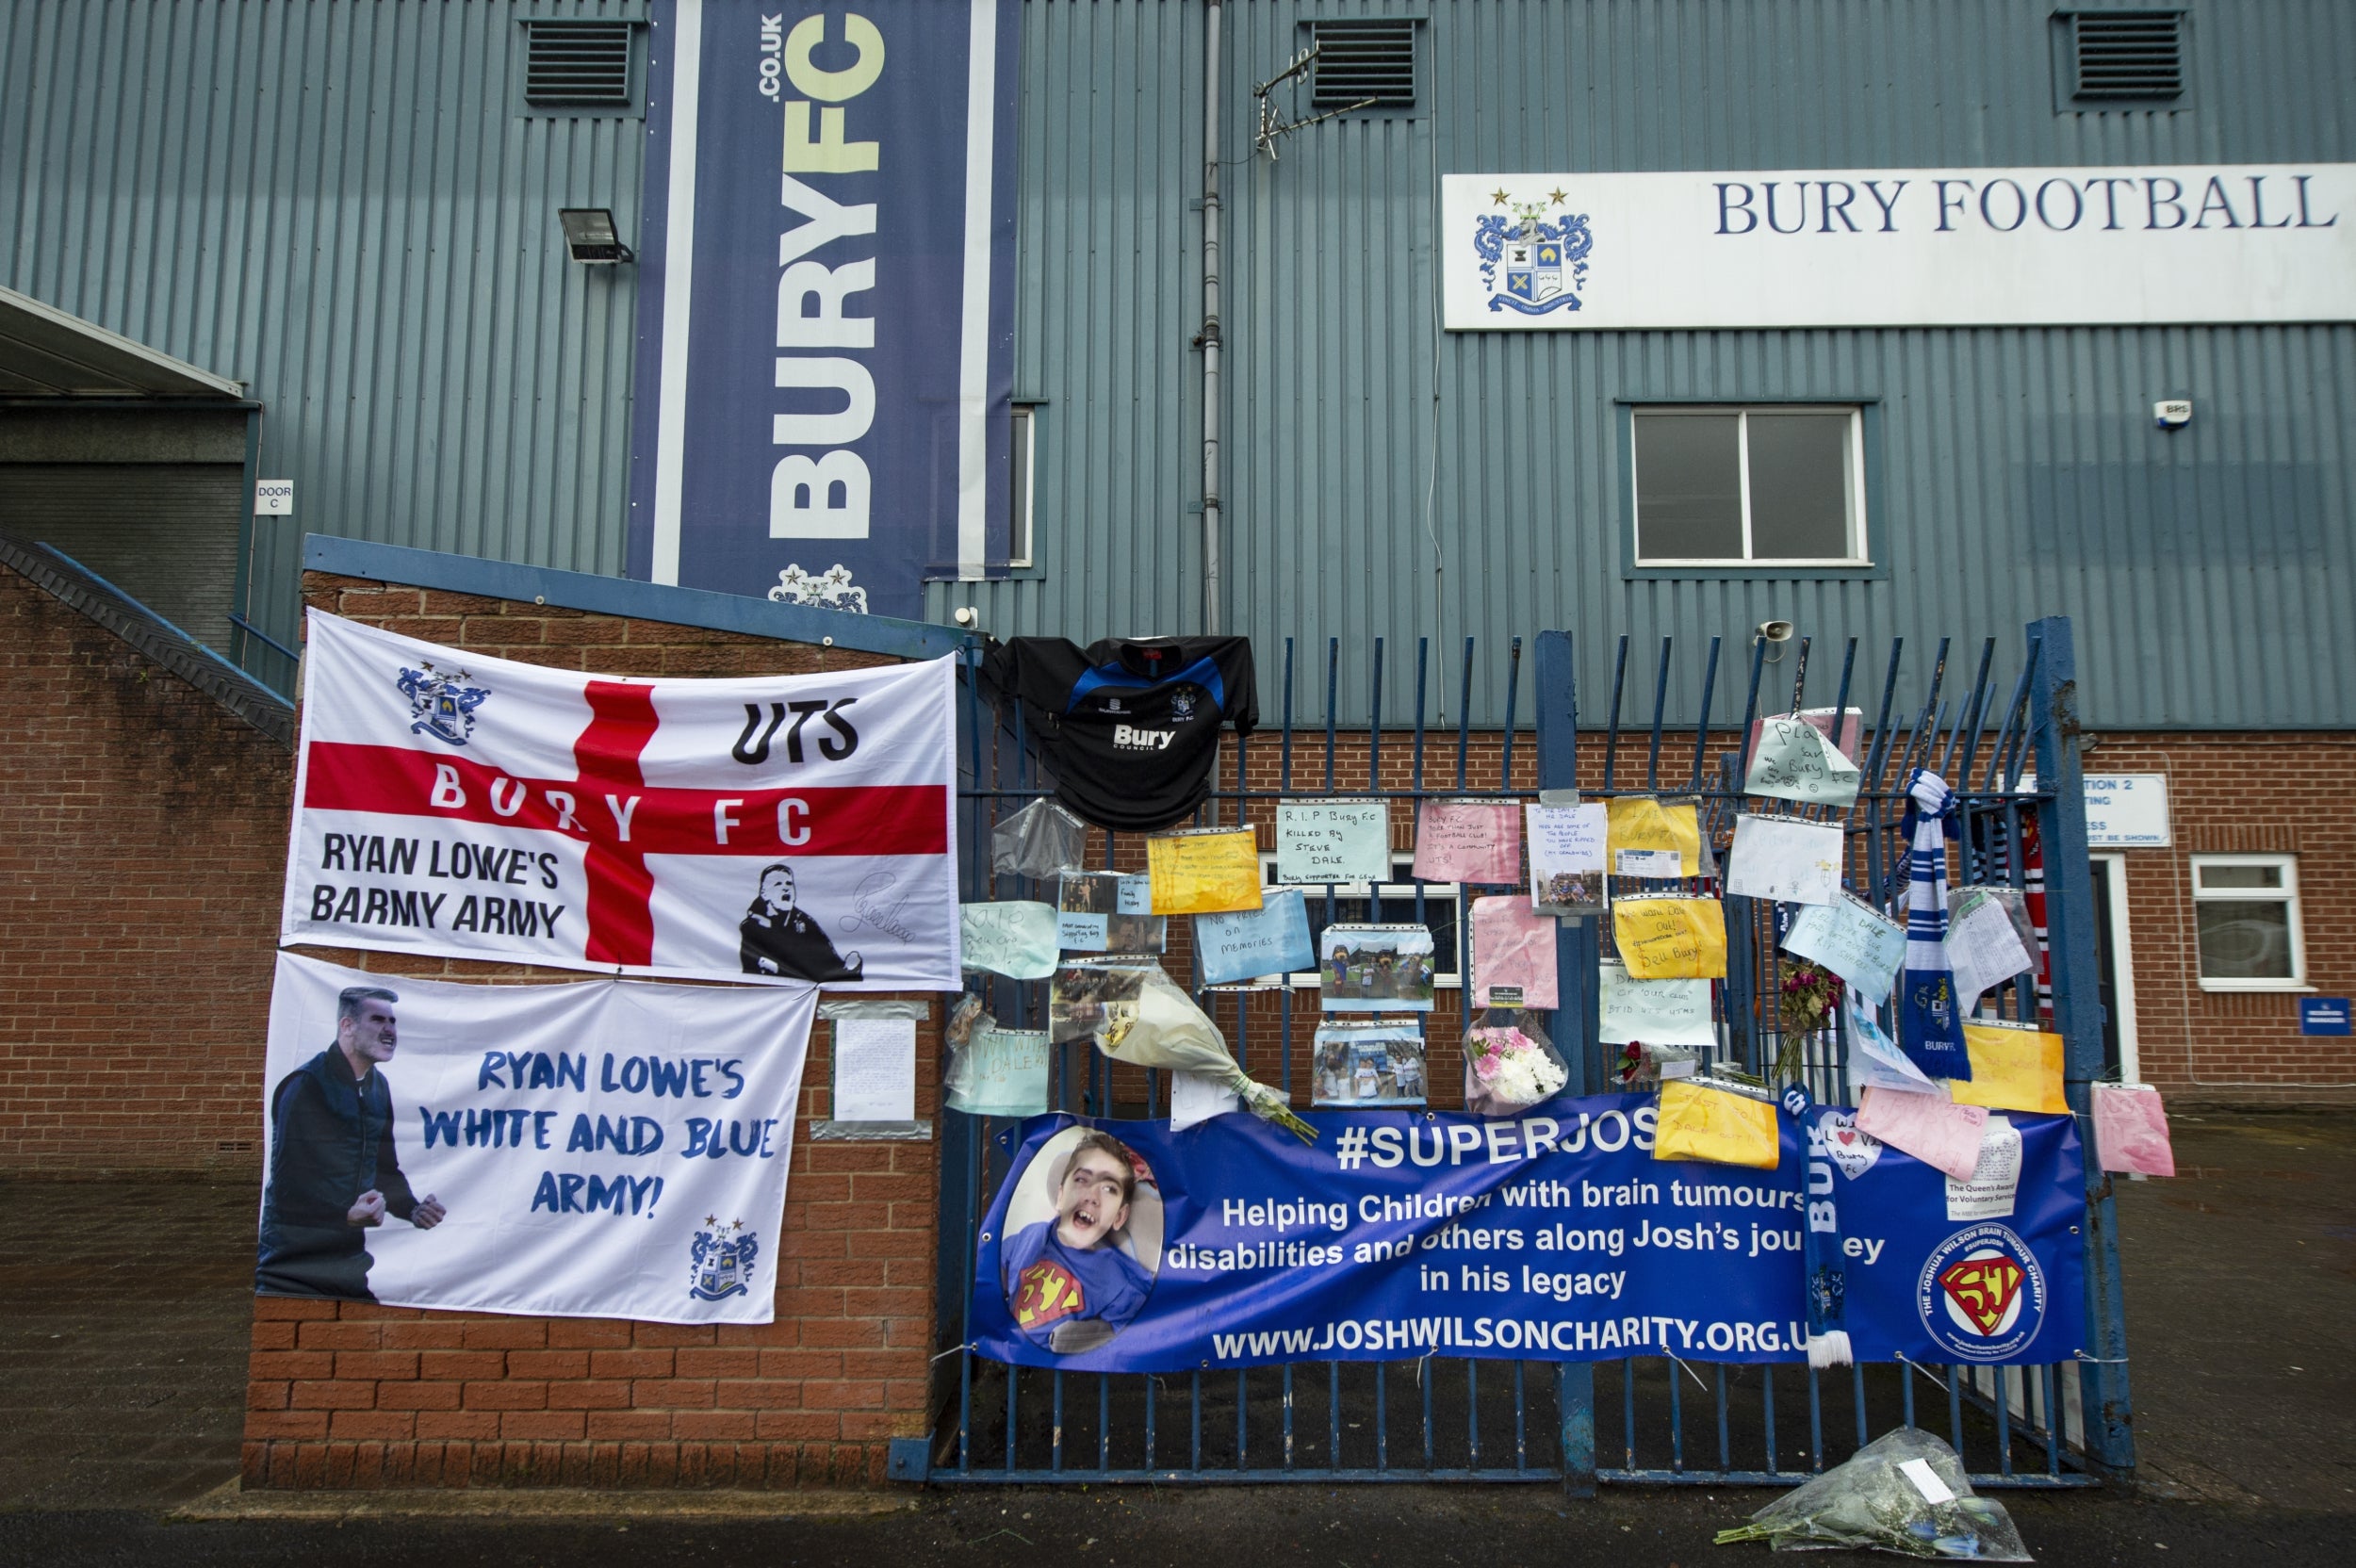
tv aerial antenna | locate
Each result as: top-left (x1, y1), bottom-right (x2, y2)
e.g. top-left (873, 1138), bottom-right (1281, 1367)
top-left (1252, 45), bottom-right (1375, 161)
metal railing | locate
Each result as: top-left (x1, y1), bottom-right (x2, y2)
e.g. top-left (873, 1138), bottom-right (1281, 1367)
top-left (932, 618), bottom-right (2129, 1490)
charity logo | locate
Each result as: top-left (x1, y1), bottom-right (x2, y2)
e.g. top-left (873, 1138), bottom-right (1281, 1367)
top-left (396, 662), bottom-right (490, 746)
top-left (688, 1217), bottom-right (761, 1302)
top-left (1916, 1222), bottom-right (2046, 1362)
top-left (1012, 1258), bottom-right (1085, 1331)
top-left (1473, 189), bottom-right (1594, 316)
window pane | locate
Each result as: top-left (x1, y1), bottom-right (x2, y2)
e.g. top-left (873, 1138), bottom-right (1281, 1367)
top-left (1635, 414), bottom-right (1742, 559)
top-left (1745, 414), bottom-right (1854, 559)
top-left (2196, 900), bottom-right (2293, 979)
top-left (2198, 863), bottom-right (2282, 890)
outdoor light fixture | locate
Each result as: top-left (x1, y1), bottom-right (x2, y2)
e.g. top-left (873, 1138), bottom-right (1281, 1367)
top-left (558, 208), bottom-right (634, 265)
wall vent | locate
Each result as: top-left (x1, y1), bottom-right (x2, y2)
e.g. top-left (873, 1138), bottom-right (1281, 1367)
top-left (525, 20), bottom-right (634, 109)
top-left (1309, 20), bottom-right (1415, 111)
top-left (2070, 11), bottom-right (2184, 101)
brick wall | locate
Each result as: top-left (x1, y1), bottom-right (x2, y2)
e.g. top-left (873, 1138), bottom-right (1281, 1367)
top-left (0, 564), bottom-right (292, 1171)
top-left (242, 573), bottom-right (941, 1490)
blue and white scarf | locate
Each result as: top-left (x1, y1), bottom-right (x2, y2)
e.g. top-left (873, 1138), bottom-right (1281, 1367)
top-left (1896, 769), bottom-right (1971, 1081)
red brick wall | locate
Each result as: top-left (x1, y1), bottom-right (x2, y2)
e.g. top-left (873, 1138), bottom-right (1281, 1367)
top-left (0, 564), bottom-right (292, 1171)
top-left (241, 573), bottom-right (941, 1490)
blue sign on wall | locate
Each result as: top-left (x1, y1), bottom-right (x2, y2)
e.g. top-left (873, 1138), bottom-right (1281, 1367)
top-left (629, 0), bottom-right (1021, 619)
top-left (2300, 998), bottom-right (2351, 1037)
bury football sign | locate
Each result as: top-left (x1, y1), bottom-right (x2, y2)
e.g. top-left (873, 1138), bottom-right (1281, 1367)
top-left (629, 0), bottom-right (1021, 618)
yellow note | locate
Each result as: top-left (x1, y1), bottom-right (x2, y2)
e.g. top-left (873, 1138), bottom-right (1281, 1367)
top-left (1651, 1081), bottom-right (1780, 1170)
top-left (1146, 827), bottom-right (1265, 915)
top-left (1612, 897), bottom-right (1729, 980)
top-left (1948, 1022), bottom-right (2069, 1115)
top-left (1606, 796), bottom-right (1701, 877)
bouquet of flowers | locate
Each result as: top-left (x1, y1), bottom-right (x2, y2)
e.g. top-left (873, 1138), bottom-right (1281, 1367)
top-left (1093, 964), bottom-right (1317, 1143)
top-left (1464, 1010), bottom-right (1568, 1117)
top-left (1775, 959), bottom-right (1844, 1084)
top-left (1714, 1428), bottom-right (2031, 1560)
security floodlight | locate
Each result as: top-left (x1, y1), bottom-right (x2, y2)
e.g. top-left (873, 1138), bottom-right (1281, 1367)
top-left (558, 208), bottom-right (634, 265)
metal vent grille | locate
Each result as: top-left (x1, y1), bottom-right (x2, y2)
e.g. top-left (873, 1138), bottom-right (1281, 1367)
top-left (525, 21), bottom-right (633, 108)
top-left (2071, 11), bottom-right (2184, 101)
top-left (1310, 20), bottom-right (1415, 111)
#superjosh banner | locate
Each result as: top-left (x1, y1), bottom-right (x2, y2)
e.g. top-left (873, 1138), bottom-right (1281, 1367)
top-left (281, 612), bottom-right (959, 988)
top-left (257, 954), bottom-right (814, 1323)
top-left (971, 1098), bottom-right (2086, 1372)
top-left (628, 0), bottom-right (1022, 618)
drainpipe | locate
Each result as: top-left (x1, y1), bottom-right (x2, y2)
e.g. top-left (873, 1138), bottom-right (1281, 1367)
top-left (1200, 0), bottom-right (1223, 636)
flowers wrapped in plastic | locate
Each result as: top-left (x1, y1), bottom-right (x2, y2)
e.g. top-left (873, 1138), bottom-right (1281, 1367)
top-left (1463, 1009), bottom-right (1568, 1117)
top-left (1075, 961), bottom-right (1316, 1143)
top-left (1714, 1428), bottom-right (2031, 1560)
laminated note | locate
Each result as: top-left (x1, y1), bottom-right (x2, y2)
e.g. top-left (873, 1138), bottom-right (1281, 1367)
top-left (1844, 1001), bottom-right (1942, 1100)
top-left (1469, 897), bottom-right (1559, 1008)
top-left (1145, 827), bottom-right (1264, 915)
top-left (2093, 1083), bottom-right (2177, 1177)
top-left (1744, 714), bottom-right (1863, 807)
top-left (958, 902), bottom-right (1060, 980)
top-left (1783, 897), bottom-right (1906, 1004)
top-left (1057, 873), bottom-right (1167, 954)
top-left (1528, 802), bottom-right (1607, 913)
top-left (1194, 888), bottom-right (1315, 987)
top-left (1944, 1115), bottom-right (2024, 1220)
top-left (1948, 1021), bottom-right (2068, 1116)
top-left (1411, 799), bottom-right (1522, 884)
top-left (1606, 796), bottom-right (1701, 878)
top-left (1948, 889), bottom-right (2036, 1014)
top-left (1274, 799), bottom-right (1391, 884)
top-left (945, 1026), bottom-right (1052, 1118)
top-left (1725, 813), bottom-right (1845, 906)
top-left (1651, 1080), bottom-right (1780, 1170)
top-left (1598, 961), bottom-right (1717, 1047)
top-left (1746, 707), bottom-right (1865, 765)
top-left (1857, 1086), bottom-right (1988, 1182)
top-left (1612, 897), bottom-right (1729, 980)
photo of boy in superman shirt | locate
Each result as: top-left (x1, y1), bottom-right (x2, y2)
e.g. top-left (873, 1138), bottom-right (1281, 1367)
top-left (1000, 1129), bottom-right (1156, 1355)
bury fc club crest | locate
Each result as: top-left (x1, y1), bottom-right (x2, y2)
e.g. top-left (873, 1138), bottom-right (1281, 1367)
top-left (1473, 191), bottom-right (1595, 316)
top-left (396, 662), bottom-right (490, 745)
top-left (1169, 685), bottom-right (1199, 723)
top-left (689, 1217), bottom-right (760, 1302)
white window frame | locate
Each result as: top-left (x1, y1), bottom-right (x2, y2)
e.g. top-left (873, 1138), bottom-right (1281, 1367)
top-left (2092, 853), bottom-right (2141, 1082)
top-left (1260, 853), bottom-right (1462, 989)
top-left (1630, 404), bottom-right (1871, 567)
top-left (2189, 853), bottom-right (2308, 992)
top-left (1007, 404), bottom-right (1037, 567)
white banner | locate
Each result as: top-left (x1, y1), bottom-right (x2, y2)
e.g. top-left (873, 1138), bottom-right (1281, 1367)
top-left (282, 612), bottom-right (959, 988)
top-left (256, 954), bottom-right (814, 1323)
top-left (1442, 165), bottom-right (2356, 330)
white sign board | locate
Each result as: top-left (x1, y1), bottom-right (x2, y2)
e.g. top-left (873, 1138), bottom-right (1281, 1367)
top-left (2084, 775), bottom-right (2170, 847)
top-left (255, 479), bottom-right (294, 515)
top-left (1441, 166), bottom-right (2356, 330)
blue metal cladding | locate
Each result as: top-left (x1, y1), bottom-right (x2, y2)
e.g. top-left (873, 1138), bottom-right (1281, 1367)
top-left (0, 0), bottom-right (650, 685)
top-left (931, 0), bottom-right (2356, 730)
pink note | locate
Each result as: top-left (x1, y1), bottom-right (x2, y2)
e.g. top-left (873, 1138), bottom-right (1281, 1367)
top-left (1470, 897), bottom-right (1559, 1008)
top-left (1857, 1086), bottom-right (1988, 1181)
top-left (1412, 800), bottom-right (1522, 885)
top-left (2093, 1084), bottom-right (2177, 1177)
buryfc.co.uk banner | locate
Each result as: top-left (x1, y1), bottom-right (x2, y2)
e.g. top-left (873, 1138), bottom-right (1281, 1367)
top-left (281, 612), bottom-right (958, 987)
top-left (257, 954), bottom-right (814, 1323)
top-left (971, 1098), bottom-right (2086, 1371)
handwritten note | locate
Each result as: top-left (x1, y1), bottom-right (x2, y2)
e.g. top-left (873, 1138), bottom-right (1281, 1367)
top-left (1744, 714), bottom-right (1863, 807)
top-left (1857, 1086), bottom-right (1987, 1182)
top-left (945, 1026), bottom-right (1051, 1118)
top-left (1528, 802), bottom-right (1607, 912)
top-left (958, 901), bottom-right (1059, 979)
top-left (1947, 890), bottom-right (2035, 1013)
top-left (1598, 961), bottom-right (1718, 1046)
top-left (1469, 896), bottom-right (1559, 1008)
top-left (2093, 1084), bottom-right (2176, 1177)
top-left (1411, 799), bottom-right (1522, 884)
top-left (1195, 888), bottom-right (1315, 986)
top-left (1274, 799), bottom-right (1391, 884)
top-left (1146, 827), bottom-right (1264, 915)
top-left (833, 1015), bottom-right (917, 1122)
top-left (1612, 897), bottom-right (1729, 980)
top-left (1652, 1080), bottom-right (1780, 1170)
top-left (1948, 1021), bottom-right (2068, 1116)
top-left (1783, 897), bottom-right (1906, 1004)
top-left (1606, 797), bottom-right (1701, 878)
top-left (1725, 813), bottom-right (1845, 906)
top-left (1746, 708), bottom-right (1864, 765)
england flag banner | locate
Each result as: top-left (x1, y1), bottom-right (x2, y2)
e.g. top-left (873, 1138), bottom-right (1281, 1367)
top-left (281, 612), bottom-right (958, 987)
top-left (257, 954), bottom-right (814, 1323)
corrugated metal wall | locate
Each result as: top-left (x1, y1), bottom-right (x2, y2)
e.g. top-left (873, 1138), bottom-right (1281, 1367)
top-left (941, 0), bottom-right (2356, 728)
top-left (0, 0), bottom-right (648, 687)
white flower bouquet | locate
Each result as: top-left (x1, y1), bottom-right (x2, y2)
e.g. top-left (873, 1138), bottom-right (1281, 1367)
top-left (1095, 964), bottom-right (1317, 1143)
top-left (1463, 1010), bottom-right (1569, 1117)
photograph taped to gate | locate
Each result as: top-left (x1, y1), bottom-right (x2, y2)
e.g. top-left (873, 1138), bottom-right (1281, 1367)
top-left (999, 1126), bottom-right (1164, 1356)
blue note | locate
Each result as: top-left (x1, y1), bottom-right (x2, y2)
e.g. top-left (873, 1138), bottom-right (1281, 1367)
top-left (1194, 888), bottom-right (1314, 987)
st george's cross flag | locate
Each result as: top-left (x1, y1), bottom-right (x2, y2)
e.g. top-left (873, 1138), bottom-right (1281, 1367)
top-left (280, 612), bottom-right (958, 988)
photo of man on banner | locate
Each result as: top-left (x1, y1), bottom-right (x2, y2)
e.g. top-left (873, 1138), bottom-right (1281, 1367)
top-left (999, 1128), bottom-right (1163, 1355)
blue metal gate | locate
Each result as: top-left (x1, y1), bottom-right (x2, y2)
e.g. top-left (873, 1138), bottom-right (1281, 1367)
top-left (928, 617), bottom-right (2131, 1490)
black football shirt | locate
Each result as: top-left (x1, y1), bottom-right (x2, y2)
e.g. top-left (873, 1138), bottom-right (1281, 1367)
top-left (987, 636), bottom-right (1257, 830)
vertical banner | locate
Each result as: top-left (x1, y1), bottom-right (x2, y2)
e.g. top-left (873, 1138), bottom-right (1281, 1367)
top-left (630, 0), bottom-right (1022, 619)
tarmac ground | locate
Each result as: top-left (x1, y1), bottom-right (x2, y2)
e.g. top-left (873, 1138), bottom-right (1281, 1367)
top-left (2, 1108), bottom-right (2348, 1566)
